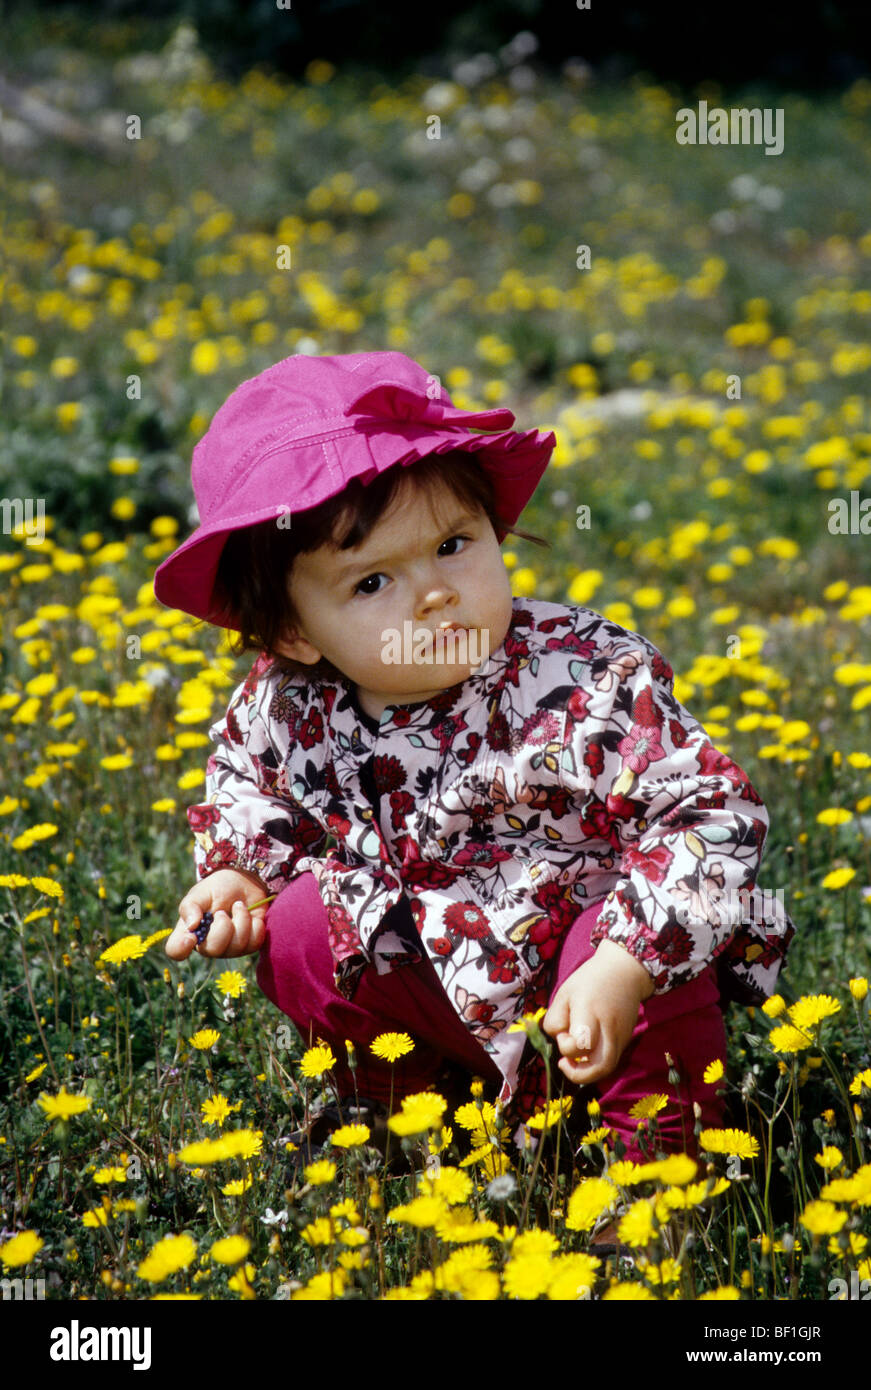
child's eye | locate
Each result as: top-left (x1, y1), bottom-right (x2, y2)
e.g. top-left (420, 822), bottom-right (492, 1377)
top-left (352, 537), bottom-right (472, 596)
top-left (438, 534), bottom-right (472, 556)
top-left (354, 573), bottom-right (388, 596)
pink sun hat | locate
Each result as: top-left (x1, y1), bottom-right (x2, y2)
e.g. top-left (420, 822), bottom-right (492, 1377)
top-left (152, 349), bottom-right (556, 630)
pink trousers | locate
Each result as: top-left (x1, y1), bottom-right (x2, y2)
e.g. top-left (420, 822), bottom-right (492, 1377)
top-left (256, 872), bottom-right (727, 1161)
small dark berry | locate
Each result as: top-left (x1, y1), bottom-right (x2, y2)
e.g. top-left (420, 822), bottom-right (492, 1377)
top-left (192, 911), bottom-right (213, 944)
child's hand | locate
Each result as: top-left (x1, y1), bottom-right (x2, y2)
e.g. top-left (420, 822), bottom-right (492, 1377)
top-left (542, 940), bottom-right (656, 1086)
top-left (164, 869), bottom-right (272, 961)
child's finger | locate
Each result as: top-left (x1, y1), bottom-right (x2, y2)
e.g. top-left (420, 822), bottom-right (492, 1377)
top-left (224, 900), bottom-right (261, 957)
top-left (541, 997), bottom-right (569, 1040)
top-left (164, 920), bottom-right (197, 960)
top-left (248, 908), bottom-right (269, 952)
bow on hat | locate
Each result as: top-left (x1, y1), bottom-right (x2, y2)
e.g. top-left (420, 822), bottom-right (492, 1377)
top-left (343, 379), bottom-right (517, 433)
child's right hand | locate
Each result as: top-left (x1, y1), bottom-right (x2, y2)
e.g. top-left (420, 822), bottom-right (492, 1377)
top-left (164, 868), bottom-right (272, 961)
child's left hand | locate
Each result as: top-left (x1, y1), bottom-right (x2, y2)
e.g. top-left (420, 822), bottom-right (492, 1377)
top-left (542, 940), bottom-right (656, 1086)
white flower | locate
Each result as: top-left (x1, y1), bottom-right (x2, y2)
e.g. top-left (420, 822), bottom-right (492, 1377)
top-left (260, 1208), bottom-right (289, 1230)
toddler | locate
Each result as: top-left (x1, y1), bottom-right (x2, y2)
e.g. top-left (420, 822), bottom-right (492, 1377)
top-left (157, 350), bottom-right (794, 1166)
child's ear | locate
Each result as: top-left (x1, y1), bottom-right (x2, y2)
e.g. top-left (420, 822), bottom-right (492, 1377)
top-left (273, 627), bottom-right (322, 664)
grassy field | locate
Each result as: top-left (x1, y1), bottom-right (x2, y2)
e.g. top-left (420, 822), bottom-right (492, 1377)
top-left (1, 16), bottom-right (870, 1302)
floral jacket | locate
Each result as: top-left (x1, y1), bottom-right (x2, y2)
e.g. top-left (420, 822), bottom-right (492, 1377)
top-left (187, 598), bottom-right (794, 1110)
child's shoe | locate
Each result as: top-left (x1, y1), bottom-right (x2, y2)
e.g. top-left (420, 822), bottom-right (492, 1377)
top-left (284, 1095), bottom-right (391, 1178)
top-left (589, 1205), bottom-right (635, 1264)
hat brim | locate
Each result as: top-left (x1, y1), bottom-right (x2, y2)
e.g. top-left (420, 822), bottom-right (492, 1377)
top-left (153, 422), bottom-right (555, 629)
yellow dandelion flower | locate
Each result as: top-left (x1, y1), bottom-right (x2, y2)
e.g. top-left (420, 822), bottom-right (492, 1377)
top-left (602, 1281), bottom-right (656, 1300)
top-left (814, 1146), bottom-right (843, 1170)
top-left (177, 1136), bottom-right (232, 1165)
top-left (699, 1128), bottom-right (760, 1159)
top-left (849, 977), bottom-right (869, 1001)
top-left (525, 1097), bottom-right (573, 1132)
top-left (453, 1100), bottom-right (498, 1132)
top-left (762, 995), bottom-right (786, 1017)
top-left (301, 1217), bottom-right (334, 1247)
top-left (769, 1023), bottom-right (815, 1053)
top-left (819, 1173), bottom-right (870, 1203)
top-left (388, 1196), bottom-right (446, 1229)
top-left (38, 1087), bottom-right (92, 1120)
top-left (458, 1145), bottom-right (513, 1181)
top-left (800, 1201), bottom-right (847, 1237)
top-left (291, 1268), bottom-right (348, 1301)
top-left (629, 1093), bottom-right (669, 1119)
top-left (304, 1159), bottom-right (337, 1185)
top-left (512, 1229), bottom-right (561, 1259)
top-left (29, 876), bottom-right (64, 899)
top-left (636, 1255), bottom-right (682, 1285)
top-left (219, 1129), bottom-right (262, 1160)
top-left (581, 1125), bottom-right (611, 1144)
top-left (821, 867), bottom-right (856, 890)
top-left (816, 808), bottom-right (853, 826)
top-left (435, 1244), bottom-right (493, 1295)
top-left (828, 1231), bottom-right (867, 1259)
top-left (215, 970), bottom-right (247, 998)
top-left (97, 935), bottom-right (148, 966)
top-left (502, 1254), bottom-right (554, 1300)
top-left (419, 1166), bottom-right (473, 1206)
top-left (299, 1042), bottom-right (337, 1079)
top-left (93, 1166), bottom-right (126, 1184)
top-left (849, 1068), bottom-right (871, 1096)
top-left (369, 1031), bottom-right (415, 1062)
top-left (636, 1154), bottom-right (699, 1186)
top-left (177, 1128), bottom-right (261, 1165)
top-left (617, 1198), bottom-right (657, 1248)
top-left (566, 1177), bottom-right (618, 1231)
top-left (201, 1094), bottom-right (237, 1127)
top-left (137, 1233), bottom-right (197, 1282)
top-left (703, 1059), bottom-right (724, 1084)
top-left (210, 1235), bottom-right (250, 1265)
top-left (434, 1208), bottom-right (500, 1243)
top-left (81, 1207), bottom-right (109, 1227)
top-left (699, 1285), bottom-right (740, 1300)
top-left (387, 1091), bottom-right (447, 1136)
top-left (338, 1227), bottom-right (368, 1249)
top-left (788, 995), bottom-right (841, 1030)
top-left (507, 1007), bottom-right (547, 1035)
top-left (189, 1029), bottom-right (220, 1051)
top-left (547, 1252), bottom-right (601, 1301)
top-left (220, 1176), bottom-right (254, 1196)
top-left (329, 1123), bottom-right (370, 1148)
top-left (607, 1159), bottom-right (643, 1186)
top-left (0, 1231), bottom-right (43, 1267)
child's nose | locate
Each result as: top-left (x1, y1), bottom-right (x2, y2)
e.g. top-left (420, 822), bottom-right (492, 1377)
top-left (414, 579), bottom-right (459, 620)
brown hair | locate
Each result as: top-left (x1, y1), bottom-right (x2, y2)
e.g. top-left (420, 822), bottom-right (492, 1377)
top-left (213, 449), bottom-right (549, 682)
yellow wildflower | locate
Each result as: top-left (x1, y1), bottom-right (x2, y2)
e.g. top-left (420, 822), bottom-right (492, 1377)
top-left (0, 1231), bottom-right (43, 1267)
top-left (38, 1087), bottom-right (92, 1120)
top-left (370, 1032), bottom-right (415, 1061)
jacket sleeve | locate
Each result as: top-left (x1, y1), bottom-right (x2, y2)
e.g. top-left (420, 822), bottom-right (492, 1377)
top-left (186, 663), bottom-right (327, 893)
top-left (558, 633), bottom-right (791, 996)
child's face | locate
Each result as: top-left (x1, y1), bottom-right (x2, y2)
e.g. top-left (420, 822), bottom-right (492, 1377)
top-left (273, 478), bottom-right (514, 720)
